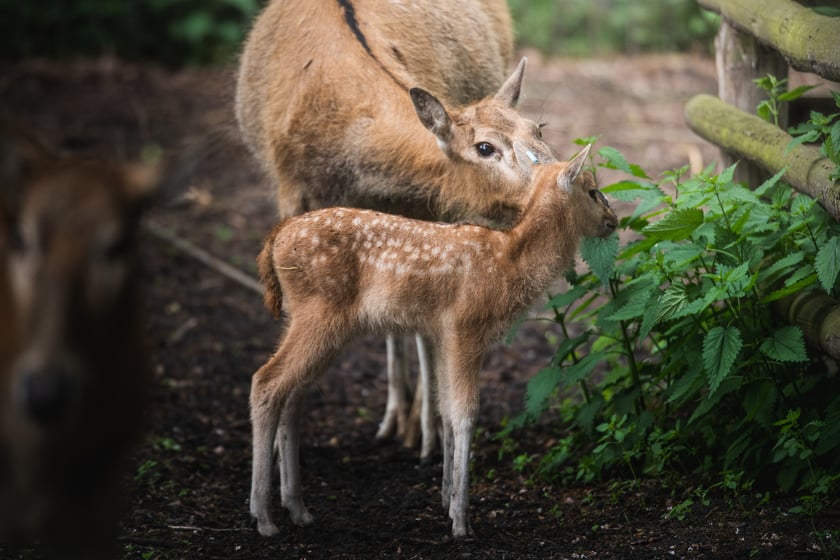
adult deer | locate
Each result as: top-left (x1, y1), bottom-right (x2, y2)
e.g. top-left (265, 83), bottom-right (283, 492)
top-left (0, 127), bottom-right (158, 559)
top-left (236, 0), bottom-right (556, 458)
top-left (251, 146), bottom-right (618, 538)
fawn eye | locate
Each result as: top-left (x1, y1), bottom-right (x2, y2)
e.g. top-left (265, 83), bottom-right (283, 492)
top-left (589, 189), bottom-right (610, 207)
top-left (475, 142), bottom-right (496, 158)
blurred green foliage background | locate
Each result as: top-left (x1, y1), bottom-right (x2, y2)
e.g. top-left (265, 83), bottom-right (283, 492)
top-left (509, 0), bottom-right (719, 55)
top-left (0, 0), bottom-right (719, 66)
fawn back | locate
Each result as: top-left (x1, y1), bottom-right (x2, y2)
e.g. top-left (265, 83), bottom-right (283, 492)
top-left (0, 126), bottom-right (158, 558)
top-left (259, 147), bottom-right (618, 341)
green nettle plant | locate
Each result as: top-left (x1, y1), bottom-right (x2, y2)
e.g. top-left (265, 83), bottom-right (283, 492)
top-left (787, 89), bottom-right (840, 182)
top-left (512, 141), bottom-right (840, 506)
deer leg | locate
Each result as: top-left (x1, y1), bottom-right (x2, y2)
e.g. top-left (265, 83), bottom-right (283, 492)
top-left (414, 334), bottom-right (438, 461)
top-left (436, 347), bottom-right (454, 512)
top-left (277, 385), bottom-right (313, 526)
top-left (376, 333), bottom-right (410, 440)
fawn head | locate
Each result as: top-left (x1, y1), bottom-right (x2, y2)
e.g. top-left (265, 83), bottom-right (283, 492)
top-left (0, 126), bottom-right (158, 430)
top-left (410, 58), bottom-right (556, 224)
top-left (523, 144), bottom-right (618, 239)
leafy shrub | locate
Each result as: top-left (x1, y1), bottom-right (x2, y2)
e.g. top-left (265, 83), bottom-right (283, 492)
top-left (511, 142), bottom-right (840, 503)
top-left (788, 90), bottom-right (840, 182)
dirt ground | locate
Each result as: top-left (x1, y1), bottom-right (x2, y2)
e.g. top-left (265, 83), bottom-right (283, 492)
top-left (1, 53), bottom-right (838, 559)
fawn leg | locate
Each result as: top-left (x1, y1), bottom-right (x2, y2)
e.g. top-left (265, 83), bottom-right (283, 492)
top-left (250, 351), bottom-right (286, 537)
top-left (277, 385), bottom-right (313, 526)
top-left (441, 337), bottom-right (482, 538)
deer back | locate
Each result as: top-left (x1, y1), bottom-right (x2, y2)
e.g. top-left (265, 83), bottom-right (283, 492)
top-left (236, 0), bottom-right (553, 226)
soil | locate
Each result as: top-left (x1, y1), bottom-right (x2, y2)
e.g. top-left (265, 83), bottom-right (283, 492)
top-left (1, 53), bottom-right (838, 559)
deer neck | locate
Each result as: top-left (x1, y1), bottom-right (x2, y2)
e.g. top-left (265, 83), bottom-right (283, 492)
top-left (503, 187), bottom-right (579, 296)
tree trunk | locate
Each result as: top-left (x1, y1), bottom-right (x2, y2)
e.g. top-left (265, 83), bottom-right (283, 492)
top-left (685, 93), bottom-right (840, 221)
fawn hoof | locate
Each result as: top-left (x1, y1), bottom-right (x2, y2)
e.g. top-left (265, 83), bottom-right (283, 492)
top-left (288, 504), bottom-right (314, 527)
top-left (451, 519), bottom-right (474, 539)
top-left (254, 517), bottom-right (280, 537)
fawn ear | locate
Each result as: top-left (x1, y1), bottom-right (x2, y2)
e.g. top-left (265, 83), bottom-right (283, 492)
top-left (494, 57), bottom-right (526, 108)
top-left (558, 144), bottom-right (592, 191)
top-left (411, 88), bottom-right (454, 153)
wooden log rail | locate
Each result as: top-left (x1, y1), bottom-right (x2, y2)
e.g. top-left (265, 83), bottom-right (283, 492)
top-left (699, 0), bottom-right (840, 81)
top-left (684, 94), bottom-right (840, 220)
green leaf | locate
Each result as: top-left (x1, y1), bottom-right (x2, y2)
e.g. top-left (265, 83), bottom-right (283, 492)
top-left (524, 367), bottom-right (561, 418)
top-left (760, 251), bottom-right (805, 281)
top-left (778, 85), bottom-right (818, 102)
top-left (813, 6), bottom-right (840, 16)
top-left (546, 284), bottom-right (589, 310)
top-left (643, 208), bottom-right (704, 241)
top-left (607, 280), bottom-right (657, 321)
top-left (816, 236), bottom-right (840, 292)
top-left (786, 129), bottom-right (821, 152)
top-left (754, 167), bottom-right (787, 197)
top-left (703, 326), bottom-right (742, 394)
top-left (759, 326), bottom-right (808, 362)
top-left (581, 234), bottom-right (619, 284)
top-left (831, 122), bottom-right (840, 158)
top-left (598, 146), bottom-right (649, 178)
top-left (559, 353), bottom-right (604, 387)
top-left (551, 331), bottom-right (592, 364)
top-left (655, 283), bottom-right (688, 324)
top-left (761, 272), bottom-right (819, 303)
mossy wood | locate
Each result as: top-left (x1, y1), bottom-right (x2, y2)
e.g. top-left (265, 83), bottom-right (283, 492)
top-left (698, 0), bottom-right (840, 82)
top-left (776, 291), bottom-right (840, 359)
top-left (685, 93), bottom-right (840, 221)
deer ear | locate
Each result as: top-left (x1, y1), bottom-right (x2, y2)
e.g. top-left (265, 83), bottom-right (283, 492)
top-left (0, 125), bottom-right (52, 215)
top-left (494, 57), bottom-right (526, 108)
top-left (557, 144), bottom-right (592, 191)
top-left (410, 88), bottom-right (454, 152)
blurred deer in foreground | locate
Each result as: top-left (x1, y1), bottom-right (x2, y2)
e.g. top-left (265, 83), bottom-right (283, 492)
top-left (0, 126), bottom-right (158, 559)
top-left (236, 0), bottom-right (556, 459)
top-left (250, 146), bottom-right (618, 538)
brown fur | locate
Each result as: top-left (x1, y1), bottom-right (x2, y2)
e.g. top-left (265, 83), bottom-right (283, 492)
top-left (249, 148), bottom-right (619, 538)
top-left (0, 125), bottom-right (158, 559)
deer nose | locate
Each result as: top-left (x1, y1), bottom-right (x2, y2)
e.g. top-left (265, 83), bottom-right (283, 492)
top-left (17, 369), bottom-right (72, 424)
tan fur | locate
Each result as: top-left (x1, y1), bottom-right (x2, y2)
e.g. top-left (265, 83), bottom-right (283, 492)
top-left (235, 0), bottom-right (550, 225)
top-left (0, 126), bottom-right (157, 559)
top-left (249, 148), bottom-right (619, 538)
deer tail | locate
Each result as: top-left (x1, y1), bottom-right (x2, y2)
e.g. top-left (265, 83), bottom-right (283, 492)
top-left (257, 226), bottom-right (284, 318)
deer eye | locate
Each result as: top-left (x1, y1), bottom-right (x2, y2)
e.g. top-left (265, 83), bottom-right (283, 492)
top-left (475, 142), bottom-right (496, 158)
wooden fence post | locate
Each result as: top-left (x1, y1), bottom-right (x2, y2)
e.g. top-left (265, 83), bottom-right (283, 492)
top-left (714, 20), bottom-right (788, 185)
